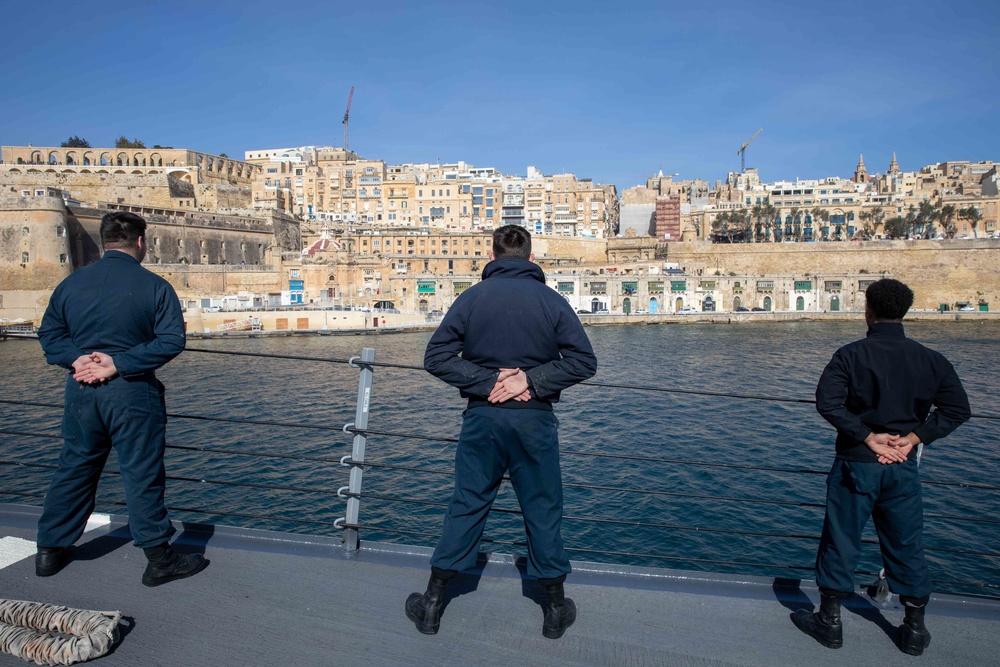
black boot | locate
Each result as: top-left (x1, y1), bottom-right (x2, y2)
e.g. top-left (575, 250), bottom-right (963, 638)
top-left (35, 546), bottom-right (71, 577)
top-left (141, 544), bottom-right (209, 587)
top-left (791, 594), bottom-right (843, 649)
top-left (899, 602), bottom-right (931, 656)
top-left (542, 582), bottom-right (577, 640)
top-left (405, 569), bottom-right (453, 635)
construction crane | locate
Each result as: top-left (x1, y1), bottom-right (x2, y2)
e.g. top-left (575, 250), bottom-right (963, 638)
top-left (737, 128), bottom-right (762, 173)
top-left (342, 86), bottom-right (354, 152)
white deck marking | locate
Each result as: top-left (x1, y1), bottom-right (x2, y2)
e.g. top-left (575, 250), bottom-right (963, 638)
top-left (0, 513), bottom-right (112, 569)
top-left (0, 536), bottom-right (36, 569)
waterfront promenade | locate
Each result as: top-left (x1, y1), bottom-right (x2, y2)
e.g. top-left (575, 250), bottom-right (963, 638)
top-left (1, 504), bottom-right (998, 667)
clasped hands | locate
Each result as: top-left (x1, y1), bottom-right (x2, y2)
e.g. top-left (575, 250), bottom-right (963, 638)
top-left (488, 368), bottom-right (531, 404)
top-left (864, 431), bottom-right (920, 464)
top-left (72, 352), bottom-right (118, 385)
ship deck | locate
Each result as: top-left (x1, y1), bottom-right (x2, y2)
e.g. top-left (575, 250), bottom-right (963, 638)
top-left (1, 504), bottom-right (997, 667)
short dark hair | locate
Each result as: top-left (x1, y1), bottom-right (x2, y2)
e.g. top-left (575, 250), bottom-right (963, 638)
top-left (100, 211), bottom-right (146, 249)
top-left (492, 225), bottom-right (532, 259)
top-left (865, 278), bottom-right (913, 320)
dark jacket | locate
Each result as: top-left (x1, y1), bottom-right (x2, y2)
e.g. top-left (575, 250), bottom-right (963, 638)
top-left (424, 257), bottom-right (597, 407)
top-left (38, 250), bottom-right (185, 378)
top-left (815, 322), bottom-right (970, 462)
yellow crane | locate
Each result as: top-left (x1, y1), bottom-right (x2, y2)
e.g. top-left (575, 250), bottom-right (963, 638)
top-left (737, 128), bottom-right (762, 172)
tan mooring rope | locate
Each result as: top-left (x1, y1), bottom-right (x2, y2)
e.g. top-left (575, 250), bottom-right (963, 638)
top-left (0, 600), bottom-right (121, 666)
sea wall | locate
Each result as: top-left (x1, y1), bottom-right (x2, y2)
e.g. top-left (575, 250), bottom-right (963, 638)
top-left (666, 239), bottom-right (1000, 310)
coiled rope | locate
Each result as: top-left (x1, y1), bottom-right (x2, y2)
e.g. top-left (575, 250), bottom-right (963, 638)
top-left (0, 599), bottom-right (120, 666)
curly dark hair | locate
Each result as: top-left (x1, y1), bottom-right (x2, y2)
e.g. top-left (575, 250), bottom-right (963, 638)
top-left (492, 225), bottom-right (532, 259)
top-left (100, 211), bottom-right (147, 249)
top-left (865, 278), bottom-right (914, 320)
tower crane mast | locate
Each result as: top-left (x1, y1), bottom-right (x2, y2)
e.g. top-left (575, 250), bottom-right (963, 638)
top-left (343, 86), bottom-right (354, 152)
top-left (737, 128), bottom-right (762, 173)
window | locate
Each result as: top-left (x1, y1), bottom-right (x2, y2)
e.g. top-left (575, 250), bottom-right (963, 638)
top-left (557, 282), bottom-right (575, 294)
top-left (825, 281), bottom-right (842, 291)
top-left (291, 269), bottom-right (299, 278)
top-left (794, 281), bottom-right (812, 291)
top-left (59, 253), bottom-right (67, 264)
top-left (757, 280), bottom-right (774, 289)
top-left (21, 252), bottom-right (29, 263)
top-left (56, 226), bottom-right (65, 237)
top-left (22, 227), bottom-right (29, 236)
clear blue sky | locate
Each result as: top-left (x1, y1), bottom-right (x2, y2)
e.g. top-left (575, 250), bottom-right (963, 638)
top-left (2, 0), bottom-right (998, 191)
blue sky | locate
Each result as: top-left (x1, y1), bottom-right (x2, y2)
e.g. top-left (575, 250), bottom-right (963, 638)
top-left (2, 0), bottom-right (998, 191)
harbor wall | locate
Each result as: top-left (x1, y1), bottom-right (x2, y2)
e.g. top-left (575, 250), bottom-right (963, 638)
top-left (666, 239), bottom-right (1000, 310)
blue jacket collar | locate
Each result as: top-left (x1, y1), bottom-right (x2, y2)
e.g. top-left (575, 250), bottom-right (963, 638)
top-left (481, 257), bottom-right (545, 283)
top-left (866, 321), bottom-right (905, 338)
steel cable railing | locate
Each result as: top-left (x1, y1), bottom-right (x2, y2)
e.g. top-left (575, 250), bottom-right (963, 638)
top-left (2, 343), bottom-right (998, 595)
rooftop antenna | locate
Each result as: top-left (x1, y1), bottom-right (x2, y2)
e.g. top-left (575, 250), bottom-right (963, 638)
top-left (737, 128), bottom-right (763, 172)
top-left (342, 86), bottom-right (354, 152)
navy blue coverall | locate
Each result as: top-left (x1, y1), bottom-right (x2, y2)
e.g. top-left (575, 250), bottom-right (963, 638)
top-left (814, 322), bottom-right (970, 603)
top-left (424, 257), bottom-right (597, 581)
top-left (36, 250), bottom-right (186, 549)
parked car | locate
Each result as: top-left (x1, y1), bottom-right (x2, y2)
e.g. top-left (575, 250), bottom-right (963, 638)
top-left (958, 305), bottom-right (975, 312)
top-left (204, 306), bottom-right (221, 312)
top-left (633, 308), bottom-right (647, 315)
top-left (576, 309), bottom-right (592, 314)
top-left (679, 306), bottom-right (698, 313)
top-left (734, 307), bottom-right (750, 312)
top-left (751, 307), bottom-right (766, 312)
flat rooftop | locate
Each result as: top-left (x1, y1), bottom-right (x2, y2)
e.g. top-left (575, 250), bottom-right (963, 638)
top-left (1, 504), bottom-right (997, 667)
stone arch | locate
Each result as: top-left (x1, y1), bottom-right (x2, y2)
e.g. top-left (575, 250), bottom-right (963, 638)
top-left (675, 297), bottom-right (684, 311)
top-left (16, 157), bottom-right (24, 164)
top-left (763, 296), bottom-right (772, 311)
top-left (65, 152), bottom-right (77, 165)
top-left (733, 295), bottom-right (742, 310)
top-left (133, 153), bottom-right (145, 166)
top-left (45, 168), bottom-right (57, 173)
top-left (83, 151), bottom-right (94, 165)
top-left (63, 169), bottom-right (75, 173)
top-left (207, 157), bottom-right (215, 171)
top-left (117, 152), bottom-right (128, 166)
top-left (80, 169), bottom-right (92, 173)
top-left (31, 151), bottom-right (42, 164)
top-left (150, 152), bottom-right (162, 167)
top-left (9, 168), bottom-right (20, 173)
top-left (48, 152), bottom-right (58, 164)
top-left (131, 169), bottom-right (143, 175)
top-left (100, 153), bottom-right (110, 166)
top-left (114, 169), bottom-right (127, 175)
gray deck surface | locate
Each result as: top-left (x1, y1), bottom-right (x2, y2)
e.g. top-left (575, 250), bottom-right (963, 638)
top-left (1, 504), bottom-right (997, 667)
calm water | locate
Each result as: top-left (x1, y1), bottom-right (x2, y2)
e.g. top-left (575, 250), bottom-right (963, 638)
top-left (2, 320), bottom-right (998, 595)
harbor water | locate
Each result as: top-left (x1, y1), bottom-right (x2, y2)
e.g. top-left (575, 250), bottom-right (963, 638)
top-left (1, 320), bottom-right (998, 596)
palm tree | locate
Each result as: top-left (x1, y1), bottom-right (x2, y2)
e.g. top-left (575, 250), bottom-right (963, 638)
top-left (789, 206), bottom-right (802, 242)
top-left (871, 206), bottom-right (886, 238)
top-left (762, 203), bottom-right (778, 242)
top-left (958, 205), bottom-right (984, 238)
top-left (916, 200), bottom-right (939, 238)
top-left (858, 210), bottom-right (874, 239)
top-left (750, 203), bottom-right (764, 243)
top-left (939, 204), bottom-right (957, 238)
top-left (811, 207), bottom-right (830, 240)
top-left (905, 204), bottom-right (918, 238)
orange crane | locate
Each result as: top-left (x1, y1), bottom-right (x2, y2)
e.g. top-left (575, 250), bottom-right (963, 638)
top-left (737, 128), bottom-right (762, 172)
top-left (343, 86), bottom-right (354, 151)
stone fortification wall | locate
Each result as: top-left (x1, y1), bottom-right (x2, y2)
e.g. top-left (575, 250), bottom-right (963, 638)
top-left (666, 239), bottom-right (1000, 310)
top-left (150, 265), bottom-right (284, 302)
top-left (68, 206), bottom-right (279, 267)
top-left (534, 236), bottom-right (607, 264)
top-left (0, 196), bottom-right (73, 290)
top-left (1, 171), bottom-right (193, 209)
top-left (195, 183), bottom-right (253, 211)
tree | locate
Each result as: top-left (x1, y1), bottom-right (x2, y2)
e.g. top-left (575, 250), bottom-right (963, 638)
top-left (115, 135), bottom-right (146, 149)
top-left (904, 204), bottom-right (918, 238)
top-left (884, 216), bottom-right (907, 239)
top-left (939, 204), bottom-right (957, 238)
top-left (959, 205), bottom-right (984, 238)
top-left (871, 206), bottom-right (886, 238)
top-left (789, 207), bottom-right (802, 242)
top-left (750, 204), bottom-right (764, 242)
top-left (60, 136), bottom-right (91, 148)
top-left (219, 152), bottom-right (229, 158)
top-left (914, 200), bottom-right (940, 238)
top-left (858, 210), bottom-right (874, 239)
top-left (762, 203), bottom-right (778, 241)
top-left (811, 207), bottom-right (830, 240)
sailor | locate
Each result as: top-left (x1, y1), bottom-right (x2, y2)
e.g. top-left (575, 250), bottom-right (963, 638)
top-left (793, 278), bottom-right (970, 655)
top-left (406, 225), bottom-right (597, 639)
top-left (35, 211), bottom-right (209, 586)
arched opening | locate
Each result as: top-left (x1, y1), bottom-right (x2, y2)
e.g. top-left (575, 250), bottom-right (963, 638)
top-left (418, 299), bottom-right (429, 312)
top-left (31, 151), bottom-right (42, 164)
top-left (830, 295), bottom-right (840, 312)
top-left (48, 153), bottom-right (58, 164)
top-left (702, 295), bottom-right (715, 312)
top-left (100, 154), bottom-right (109, 166)
top-left (763, 296), bottom-right (772, 311)
top-left (675, 297), bottom-right (684, 312)
top-left (796, 296), bottom-right (805, 311)
top-left (623, 297), bottom-right (632, 315)
top-left (591, 298), bottom-right (600, 312)
top-left (733, 296), bottom-right (742, 310)
top-left (16, 157), bottom-right (23, 164)
top-left (649, 297), bottom-right (659, 314)
top-left (65, 153), bottom-right (76, 165)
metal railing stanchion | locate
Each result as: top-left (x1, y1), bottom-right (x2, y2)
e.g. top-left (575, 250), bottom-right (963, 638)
top-left (342, 347), bottom-right (375, 552)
